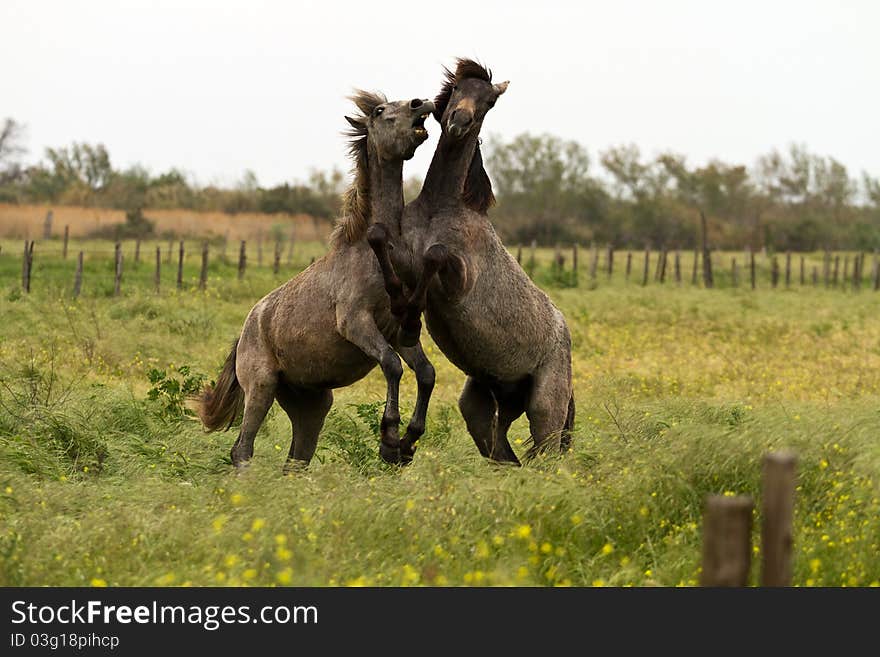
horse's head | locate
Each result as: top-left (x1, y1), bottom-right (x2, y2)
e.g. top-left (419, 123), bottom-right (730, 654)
top-left (434, 59), bottom-right (508, 140)
top-left (346, 92), bottom-right (435, 162)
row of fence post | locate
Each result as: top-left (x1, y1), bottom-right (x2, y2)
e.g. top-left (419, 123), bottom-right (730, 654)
top-left (701, 451), bottom-right (797, 586)
top-left (13, 238), bottom-right (296, 296)
top-left (12, 238), bottom-right (880, 295)
top-left (514, 242), bottom-right (880, 291)
top-left (43, 224), bottom-right (299, 265)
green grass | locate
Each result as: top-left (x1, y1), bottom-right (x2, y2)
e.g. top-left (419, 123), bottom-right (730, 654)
top-left (0, 240), bottom-right (878, 586)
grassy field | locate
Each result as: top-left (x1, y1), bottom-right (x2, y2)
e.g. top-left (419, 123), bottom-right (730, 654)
top-left (1, 239), bottom-right (878, 587)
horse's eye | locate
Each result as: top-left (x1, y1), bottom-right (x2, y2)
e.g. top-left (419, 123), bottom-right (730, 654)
top-left (374, 107), bottom-right (384, 116)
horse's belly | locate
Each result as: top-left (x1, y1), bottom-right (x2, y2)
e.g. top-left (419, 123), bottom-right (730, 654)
top-left (426, 308), bottom-right (537, 382)
top-left (275, 331), bottom-right (377, 390)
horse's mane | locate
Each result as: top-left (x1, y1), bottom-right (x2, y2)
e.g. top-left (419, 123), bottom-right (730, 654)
top-left (433, 58), bottom-right (492, 122)
top-left (433, 58), bottom-right (496, 215)
top-left (330, 89), bottom-right (387, 247)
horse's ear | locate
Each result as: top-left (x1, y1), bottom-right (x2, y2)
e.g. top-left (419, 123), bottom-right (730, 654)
top-left (493, 81), bottom-right (509, 96)
top-left (463, 145), bottom-right (495, 215)
top-left (345, 115), bottom-right (365, 130)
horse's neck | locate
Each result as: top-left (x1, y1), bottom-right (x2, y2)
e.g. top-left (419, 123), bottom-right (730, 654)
top-left (418, 130), bottom-right (479, 210)
top-left (367, 150), bottom-right (404, 235)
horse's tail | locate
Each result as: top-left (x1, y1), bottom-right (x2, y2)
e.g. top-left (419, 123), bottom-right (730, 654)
top-left (198, 338), bottom-right (243, 432)
top-left (561, 393), bottom-right (575, 450)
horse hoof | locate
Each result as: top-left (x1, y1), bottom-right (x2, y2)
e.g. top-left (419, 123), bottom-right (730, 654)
top-left (379, 442), bottom-right (401, 465)
top-left (399, 441), bottom-right (417, 465)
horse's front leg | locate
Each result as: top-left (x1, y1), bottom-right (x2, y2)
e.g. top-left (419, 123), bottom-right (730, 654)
top-left (366, 223), bottom-right (408, 319)
top-left (337, 308), bottom-right (403, 465)
top-left (397, 343), bottom-right (436, 464)
top-left (398, 243), bottom-right (452, 347)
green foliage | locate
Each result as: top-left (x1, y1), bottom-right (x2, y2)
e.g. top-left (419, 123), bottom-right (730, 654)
top-left (146, 365), bottom-right (206, 422)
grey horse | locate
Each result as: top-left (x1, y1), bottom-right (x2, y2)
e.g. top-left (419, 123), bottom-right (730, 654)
top-left (370, 60), bottom-right (575, 465)
top-left (198, 92), bottom-right (437, 470)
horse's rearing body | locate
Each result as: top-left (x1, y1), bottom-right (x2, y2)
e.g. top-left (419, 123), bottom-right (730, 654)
top-left (373, 59), bottom-right (575, 464)
top-left (199, 92), bottom-right (437, 469)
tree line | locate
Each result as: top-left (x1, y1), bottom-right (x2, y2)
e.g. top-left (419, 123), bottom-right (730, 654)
top-left (2, 117), bottom-right (878, 250)
top-left (485, 134), bottom-right (880, 250)
top-left (0, 119), bottom-right (345, 221)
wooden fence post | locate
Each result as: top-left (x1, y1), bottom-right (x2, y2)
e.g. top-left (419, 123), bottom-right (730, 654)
top-left (674, 250), bottom-right (681, 285)
top-left (606, 245), bottom-right (613, 278)
top-left (155, 247), bottom-right (161, 293)
top-left (516, 244), bottom-right (522, 265)
top-left (114, 242), bottom-right (123, 296)
top-left (691, 248), bottom-right (699, 285)
top-left (784, 252), bottom-right (791, 288)
top-left (625, 252), bottom-right (632, 281)
top-left (822, 250), bottom-right (830, 286)
top-left (700, 495), bottom-right (754, 586)
top-left (812, 266), bottom-right (818, 286)
top-left (589, 245), bottom-right (598, 280)
top-left (843, 256), bottom-right (850, 289)
top-left (63, 225), bottom-right (69, 259)
top-left (659, 248), bottom-right (668, 284)
top-left (642, 247), bottom-right (650, 287)
top-left (572, 243), bottom-right (579, 281)
top-left (199, 241), bottom-right (209, 290)
top-left (799, 255), bottom-right (805, 286)
top-left (73, 251), bottom-right (83, 298)
top-left (771, 255), bottom-right (779, 288)
top-left (874, 252), bottom-right (880, 291)
top-left (761, 451), bottom-right (797, 587)
top-left (750, 249), bottom-right (756, 290)
top-left (274, 240), bottom-right (282, 275)
top-left (177, 240), bottom-right (184, 290)
top-left (134, 239), bottom-right (141, 265)
top-left (43, 209), bottom-right (53, 239)
top-left (832, 255), bottom-right (839, 287)
top-left (700, 211), bottom-right (713, 288)
top-left (238, 241), bottom-right (247, 280)
top-left (553, 243), bottom-right (562, 276)
top-left (22, 240), bottom-right (34, 293)
top-left (852, 253), bottom-right (861, 292)
top-left (732, 258), bottom-right (738, 287)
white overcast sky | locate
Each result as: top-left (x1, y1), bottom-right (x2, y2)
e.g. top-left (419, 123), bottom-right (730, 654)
top-left (3, 0), bottom-right (878, 188)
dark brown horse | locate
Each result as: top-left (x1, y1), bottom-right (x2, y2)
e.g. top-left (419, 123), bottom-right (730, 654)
top-left (198, 92), bottom-right (437, 470)
top-left (370, 60), bottom-right (575, 465)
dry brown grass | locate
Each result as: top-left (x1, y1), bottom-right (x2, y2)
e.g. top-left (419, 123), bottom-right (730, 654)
top-left (0, 204), bottom-right (330, 242)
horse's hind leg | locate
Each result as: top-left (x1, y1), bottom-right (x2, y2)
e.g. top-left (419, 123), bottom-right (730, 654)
top-left (459, 377), bottom-right (520, 465)
top-left (458, 377), bottom-right (494, 459)
top-left (524, 356), bottom-right (573, 461)
top-left (230, 373), bottom-right (277, 467)
top-left (493, 382), bottom-right (528, 464)
top-left (398, 343), bottom-right (436, 464)
top-left (276, 385), bottom-right (333, 474)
